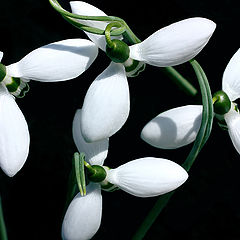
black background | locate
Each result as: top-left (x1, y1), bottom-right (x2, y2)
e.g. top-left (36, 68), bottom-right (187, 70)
top-left (1, 0), bottom-right (240, 239)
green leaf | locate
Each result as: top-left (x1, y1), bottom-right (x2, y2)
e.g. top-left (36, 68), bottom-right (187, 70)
top-left (0, 196), bottom-right (8, 240)
top-left (182, 60), bottom-right (213, 171)
top-left (131, 59), bottom-right (214, 240)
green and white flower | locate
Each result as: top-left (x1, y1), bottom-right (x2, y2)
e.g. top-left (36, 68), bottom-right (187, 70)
top-left (70, 1), bottom-right (216, 142)
top-left (61, 109), bottom-right (188, 240)
top-left (0, 39), bottom-right (98, 176)
top-left (141, 48), bottom-right (240, 154)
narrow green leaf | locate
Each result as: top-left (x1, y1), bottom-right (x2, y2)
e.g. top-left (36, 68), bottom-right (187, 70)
top-left (182, 60), bottom-right (213, 171)
top-left (0, 196), bottom-right (8, 240)
top-left (132, 60), bottom-right (213, 240)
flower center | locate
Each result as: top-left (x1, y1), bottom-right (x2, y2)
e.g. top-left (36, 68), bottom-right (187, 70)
top-left (124, 58), bottom-right (146, 77)
top-left (0, 63), bottom-right (29, 98)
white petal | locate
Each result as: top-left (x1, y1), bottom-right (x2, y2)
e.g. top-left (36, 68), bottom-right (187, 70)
top-left (6, 39), bottom-right (98, 82)
top-left (81, 62), bottom-right (130, 142)
top-left (0, 84), bottom-right (30, 176)
top-left (130, 17), bottom-right (216, 67)
top-left (62, 183), bottom-right (102, 240)
top-left (222, 48), bottom-right (240, 101)
top-left (141, 105), bottom-right (202, 149)
top-left (73, 109), bottom-right (109, 166)
top-left (70, 1), bottom-right (109, 51)
top-left (0, 52), bottom-right (3, 62)
top-left (70, 1), bottom-right (122, 51)
top-left (224, 104), bottom-right (240, 154)
top-left (106, 157), bottom-right (188, 197)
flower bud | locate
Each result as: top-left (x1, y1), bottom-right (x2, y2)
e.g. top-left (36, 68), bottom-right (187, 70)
top-left (213, 90), bottom-right (231, 115)
top-left (106, 39), bottom-right (130, 63)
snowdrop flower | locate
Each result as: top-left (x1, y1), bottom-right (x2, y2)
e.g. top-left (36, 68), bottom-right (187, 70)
top-left (141, 105), bottom-right (203, 149)
top-left (0, 39), bottom-right (98, 176)
top-left (70, 1), bottom-right (216, 142)
top-left (141, 48), bottom-right (240, 154)
top-left (61, 109), bottom-right (188, 240)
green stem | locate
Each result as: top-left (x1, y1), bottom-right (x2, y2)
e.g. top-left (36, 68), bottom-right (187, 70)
top-left (49, 0), bottom-right (140, 43)
top-left (105, 22), bottom-right (124, 48)
top-left (0, 196), bottom-right (8, 240)
top-left (49, 0), bottom-right (120, 22)
top-left (161, 66), bottom-right (198, 97)
top-left (84, 161), bottom-right (95, 176)
top-left (132, 60), bottom-right (213, 240)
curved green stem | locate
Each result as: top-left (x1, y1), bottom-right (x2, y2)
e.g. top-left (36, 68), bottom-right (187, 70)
top-left (105, 22), bottom-right (125, 48)
top-left (49, 0), bottom-right (140, 43)
top-left (0, 196), bottom-right (8, 240)
top-left (84, 161), bottom-right (96, 176)
top-left (161, 66), bottom-right (198, 97)
top-left (49, 0), bottom-right (120, 22)
top-left (132, 60), bottom-right (213, 240)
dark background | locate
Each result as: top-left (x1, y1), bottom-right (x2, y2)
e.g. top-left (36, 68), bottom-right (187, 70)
top-left (1, 0), bottom-right (240, 239)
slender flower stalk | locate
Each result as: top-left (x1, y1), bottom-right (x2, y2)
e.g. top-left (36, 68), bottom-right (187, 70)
top-left (0, 196), bottom-right (8, 240)
top-left (161, 66), bottom-right (198, 96)
top-left (133, 60), bottom-right (213, 239)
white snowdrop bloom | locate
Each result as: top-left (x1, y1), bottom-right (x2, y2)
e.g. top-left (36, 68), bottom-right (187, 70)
top-left (141, 48), bottom-right (240, 154)
top-left (141, 105), bottom-right (203, 149)
top-left (221, 48), bottom-right (240, 154)
top-left (105, 157), bottom-right (188, 198)
top-left (0, 39), bottom-right (98, 176)
top-left (70, 1), bottom-right (216, 142)
top-left (62, 109), bottom-right (188, 239)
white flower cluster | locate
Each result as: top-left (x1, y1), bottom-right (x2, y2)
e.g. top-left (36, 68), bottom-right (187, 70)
top-left (0, 1), bottom-right (218, 239)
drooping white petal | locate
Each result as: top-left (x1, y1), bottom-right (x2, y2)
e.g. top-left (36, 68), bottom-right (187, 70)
top-left (106, 157), bottom-right (188, 197)
top-left (62, 183), bottom-right (102, 240)
top-left (73, 109), bottom-right (109, 166)
top-left (224, 104), bottom-right (240, 154)
top-left (141, 105), bottom-right (202, 149)
top-left (222, 48), bottom-right (240, 101)
top-left (0, 52), bottom-right (3, 62)
top-left (130, 17), bottom-right (216, 67)
top-left (70, 1), bottom-right (119, 51)
top-left (81, 62), bottom-right (130, 142)
top-left (6, 39), bottom-right (98, 82)
top-left (0, 84), bottom-right (30, 177)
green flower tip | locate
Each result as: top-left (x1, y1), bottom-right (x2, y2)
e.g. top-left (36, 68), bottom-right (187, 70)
top-left (87, 165), bottom-right (107, 183)
top-left (106, 39), bottom-right (130, 63)
top-left (213, 90), bottom-right (231, 115)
